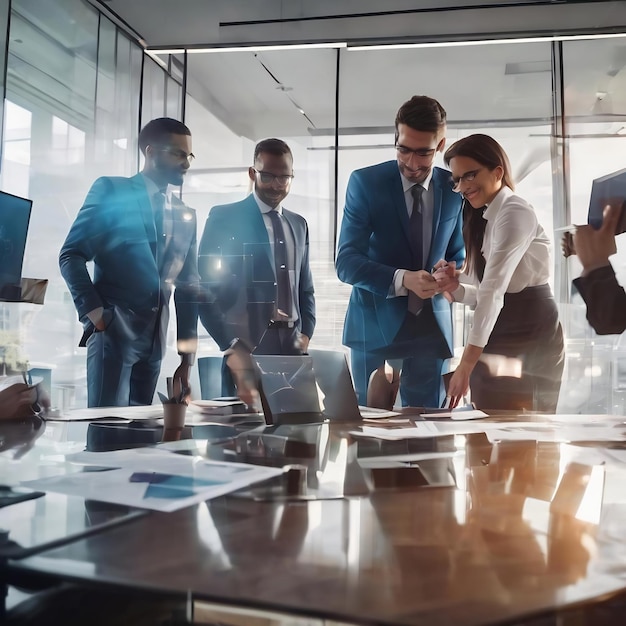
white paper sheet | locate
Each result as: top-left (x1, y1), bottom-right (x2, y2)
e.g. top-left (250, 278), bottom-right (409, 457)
top-left (22, 456), bottom-right (283, 512)
top-left (358, 406), bottom-right (401, 419)
top-left (421, 409), bottom-right (489, 420)
top-left (352, 420), bottom-right (565, 440)
top-left (48, 405), bottom-right (164, 422)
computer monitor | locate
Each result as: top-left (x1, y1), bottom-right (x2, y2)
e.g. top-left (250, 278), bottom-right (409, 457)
top-left (0, 190), bottom-right (33, 301)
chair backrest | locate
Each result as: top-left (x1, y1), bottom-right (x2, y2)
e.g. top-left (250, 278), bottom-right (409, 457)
top-left (197, 356), bottom-right (223, 400)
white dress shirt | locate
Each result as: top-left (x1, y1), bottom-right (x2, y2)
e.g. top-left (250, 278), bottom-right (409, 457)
top-left (452, 185), bottom-right (552, 348)
top-left (392, 167), bottom-right (435, 296)
top-left (253, 191), bottom-right (297, 322)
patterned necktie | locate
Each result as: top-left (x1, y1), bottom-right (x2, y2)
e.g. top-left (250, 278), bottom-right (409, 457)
top-left (408, 184), bottom-right (424, 315)
top-left (267, 209), bottom-right (292, 317)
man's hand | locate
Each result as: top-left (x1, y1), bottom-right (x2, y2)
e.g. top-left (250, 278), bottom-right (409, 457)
top-left (0, 383), bottom-right (40, 421)
top-left (573, 202), bottom-right (621, 276)
top-left (431, 260), bottom-right (459, 294)
top-left (403, 270), bottom-right (439, 299)
top-left (172, 359), bottom-right (192, 403)
top-left (299, 334), bottom-right (310, 354)
top-left (561, 231), bottom-right (575, 258)
top-left (224, 344), bottom-right (260, 410)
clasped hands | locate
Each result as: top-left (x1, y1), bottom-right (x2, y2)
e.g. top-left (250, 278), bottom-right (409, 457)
top-left (402, 260), bottom-right (459, 300)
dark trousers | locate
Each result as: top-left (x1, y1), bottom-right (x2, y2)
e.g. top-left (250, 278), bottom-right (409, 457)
top-left (86, 311), bottom-right (161, 407)
top-left (351, 304), bottom-right (450, 408)
top-left (470, 284), bottom-right (564, 412)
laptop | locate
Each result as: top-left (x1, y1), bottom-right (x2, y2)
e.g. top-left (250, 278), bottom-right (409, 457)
top-left (252, 349), bottom-right (362, 426)
top-left (0, 190), bottom-right (33, 301)
top-left (587, 167), bottom-right (626, 234)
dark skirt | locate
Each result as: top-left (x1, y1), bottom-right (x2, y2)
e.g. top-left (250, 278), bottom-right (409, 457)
top-left (470, 284), bottom-right (564, 412)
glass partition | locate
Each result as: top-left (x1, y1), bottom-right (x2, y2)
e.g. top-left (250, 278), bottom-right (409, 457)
top-left (0, 0), bottom-right (624, 412)
top-left (0, 0), bottom-right (163, 408)
top-left (561, 36), bottom-right (626, 413)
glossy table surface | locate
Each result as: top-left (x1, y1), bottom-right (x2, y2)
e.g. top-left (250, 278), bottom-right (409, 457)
top-left (4, 411), bottom-right (626, 625)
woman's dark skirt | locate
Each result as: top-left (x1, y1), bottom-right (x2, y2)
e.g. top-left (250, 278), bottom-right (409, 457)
top-left (470, 284), bottom-right (564, 412)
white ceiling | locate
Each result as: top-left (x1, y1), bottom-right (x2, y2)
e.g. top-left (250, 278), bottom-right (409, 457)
top-left (95, 0), bottom-right (626, 141)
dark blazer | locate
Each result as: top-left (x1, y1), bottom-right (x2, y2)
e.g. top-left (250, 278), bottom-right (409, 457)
top-left (336, 161), bottom-right (464, 353)
top-left (198, 194), bottom-right (315, 351)
top-left (59, 173), bottom-right (199, 351)
top-left (574, 265), bottom-right (626, 335)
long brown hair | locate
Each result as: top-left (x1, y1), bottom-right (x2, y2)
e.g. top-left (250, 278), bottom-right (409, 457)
top-left (444, 134), bottom-right (515, 279)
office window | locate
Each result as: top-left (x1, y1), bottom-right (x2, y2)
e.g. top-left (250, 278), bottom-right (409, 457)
top-left (0, 0), bottom-right (168, 408)
top-left (561, 37), bottom-right (626, 414)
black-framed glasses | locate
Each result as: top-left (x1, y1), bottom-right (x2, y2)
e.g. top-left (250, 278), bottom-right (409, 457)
top-left (158, 147), bottom-right (195, 164)
top-left (449, 168), bottom-right (484, 191)
top-left (252, 169), bottom-right (294, 186)
top-left (395, 144), bottom-right (436, 159)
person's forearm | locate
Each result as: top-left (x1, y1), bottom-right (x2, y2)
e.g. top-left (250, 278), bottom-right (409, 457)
top-left (459, 344), bottom-right (483, 371)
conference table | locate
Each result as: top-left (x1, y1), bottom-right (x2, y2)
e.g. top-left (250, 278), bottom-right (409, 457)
top-left (3, 408), bottom-right (626, 625)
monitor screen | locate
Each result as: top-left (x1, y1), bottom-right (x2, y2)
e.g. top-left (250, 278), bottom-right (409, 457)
top-left (0, 190), bottom-right (33, 300)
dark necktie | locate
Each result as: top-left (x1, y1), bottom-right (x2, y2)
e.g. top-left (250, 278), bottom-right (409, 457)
top-left (267, 209), bottom-right (292, 317)
top-left (476, 205), bottom-right (488, 282)
top-left (153, 191), bottom-right (166, 266)
top-left (408, 184), bottom-right (424, 315)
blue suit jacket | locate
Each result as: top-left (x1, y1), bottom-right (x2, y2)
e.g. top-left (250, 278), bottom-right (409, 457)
top-left (336, 161), bottom-right (464, 353)
top-left (59, 173), bottom-right (199, 350)
top-left (198, 194), bottom-right (316, 351)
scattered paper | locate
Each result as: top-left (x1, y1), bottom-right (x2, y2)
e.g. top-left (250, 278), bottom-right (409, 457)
top-left (22, 455), bottom-right (283, 513)
top-left (48, 405), bottom-right (163, 422)
top-left (358, 406), bottom-right (401, 419)
top-left (421, 409), bottom-right (489, 420)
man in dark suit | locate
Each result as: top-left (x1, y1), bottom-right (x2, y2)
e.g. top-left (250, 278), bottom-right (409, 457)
top-left (336, 96), bottom-right (464, 408)
top-left (198, 138), bottom-right (315, 395)
top-left (59, 118), bottom-right (199, 407)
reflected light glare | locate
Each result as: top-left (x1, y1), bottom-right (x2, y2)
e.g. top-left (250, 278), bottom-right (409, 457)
top-left (575, 465), bottom-right (605, 525)
top-left (583, 366), bottom-right (603, 378)
top-left (347, 499), bottom-right (362, 569)
top-left (195, 505), bottom-right (232, 569)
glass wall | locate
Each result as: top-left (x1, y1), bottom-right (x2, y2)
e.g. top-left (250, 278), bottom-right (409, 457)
top-left (0, 0), bottom-right (174, 408)
top-left (560, 36), bottom-right (626, 413)
top-left (0, 0), bottom-right (624, 412)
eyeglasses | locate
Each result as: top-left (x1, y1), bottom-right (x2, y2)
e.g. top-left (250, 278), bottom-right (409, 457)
top-left (252, 169), bottom-right (294, 186)
top-left (158, 147), bottom-right (195, 164)
top-left (395, 144), bottom-right (436, 159)
top-left (449, 168), bottom-right (484, 191)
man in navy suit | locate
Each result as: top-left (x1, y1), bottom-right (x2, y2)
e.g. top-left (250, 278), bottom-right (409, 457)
top-left (198, 138), bottom-right (315, 394)
top-left (60, 118), bottom-right (199, 407)
top-left (336, 96), bottom-right (464, 408)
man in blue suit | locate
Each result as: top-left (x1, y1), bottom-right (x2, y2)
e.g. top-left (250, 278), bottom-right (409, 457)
top-left (198, 138), bottom-right (315, 395)
top-left (336, 96), bottom-right (464, 408)
top-left (60, 118), bottom-right (199, 407)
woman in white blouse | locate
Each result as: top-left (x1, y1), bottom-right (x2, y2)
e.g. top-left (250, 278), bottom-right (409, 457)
top-left (438, 134), bottom-right (564, 411)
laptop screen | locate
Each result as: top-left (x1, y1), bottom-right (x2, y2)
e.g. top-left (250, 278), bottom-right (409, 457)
top-left (253, 355), bottom-right (322, 424)
top-left (0, 190), bottom-right (33, 300)
top-left (253, 351), bottom-right (362, 425)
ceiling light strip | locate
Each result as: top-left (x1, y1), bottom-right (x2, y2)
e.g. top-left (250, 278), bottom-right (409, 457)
top-left (148, 42), bottom-right (348, 55)
top-left (347, 32), bottom-right (626, 51)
